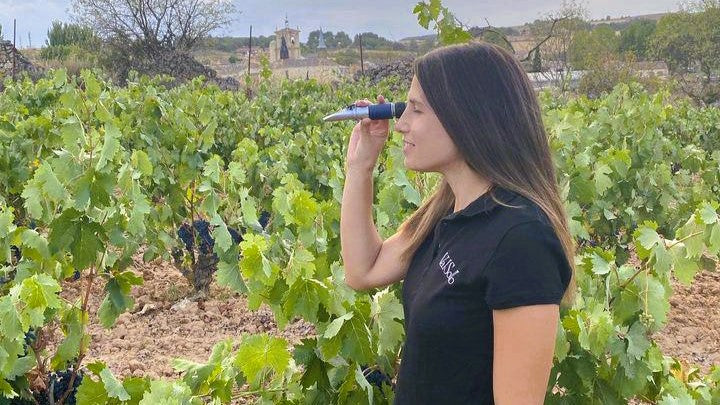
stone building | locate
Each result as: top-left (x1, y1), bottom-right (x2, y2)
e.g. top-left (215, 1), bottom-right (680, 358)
top-left (269, 16), bottom-right (301, 63)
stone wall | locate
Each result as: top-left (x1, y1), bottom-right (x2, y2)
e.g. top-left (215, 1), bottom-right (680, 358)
top-left (0, 40), bottom-right (44, 81)
top-left (115, 48), bottom-right (240, 91)
top-left (353, 56), bottom-right (414, 88)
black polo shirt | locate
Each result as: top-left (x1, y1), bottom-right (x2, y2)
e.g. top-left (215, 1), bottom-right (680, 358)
top-left (393, 185), bottom-right (572, 404)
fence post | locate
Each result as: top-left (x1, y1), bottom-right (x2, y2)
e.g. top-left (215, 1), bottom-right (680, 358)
top-left (359, 33), bottom-right (364, 75)
top-left (12, 19), bottom-right (17, 80)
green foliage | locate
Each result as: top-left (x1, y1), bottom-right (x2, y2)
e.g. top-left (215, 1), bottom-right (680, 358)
top-left (199, 35), bottom-right (274, 51)
top-left (619, 20), bottom-right (657, 59)
top-left (306, 30), bottom-right (353, 50)
top-left (532, 48), bottom-right (542, 72)
top-left (1, 66), bottom-right (719, 404)
top-left (651, 4), bottom-right (720, 78)
top-left (569, 25), bottom-right (620, 70)
top-left (412, 0), bottom-right (472, 45)
top-left (353, 32), bottom-right (404, 50)
top-left (40, 21), bottom-right (97, 61)
top-left (576, 54), bottom-right (638, 98)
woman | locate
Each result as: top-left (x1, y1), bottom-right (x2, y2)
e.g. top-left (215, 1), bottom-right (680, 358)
top-left (340, 41), bottom-right (576, 404)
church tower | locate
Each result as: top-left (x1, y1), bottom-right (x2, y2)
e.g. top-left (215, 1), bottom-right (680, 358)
top-left (269, 15), bottom-right (301, 63)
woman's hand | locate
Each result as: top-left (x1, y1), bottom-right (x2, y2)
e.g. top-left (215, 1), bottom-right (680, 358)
top-left (345, 95), bottom-right (390, 172)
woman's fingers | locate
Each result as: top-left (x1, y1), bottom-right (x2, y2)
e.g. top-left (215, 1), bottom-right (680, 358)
top-left (355, 97), bottom-right (374, 107)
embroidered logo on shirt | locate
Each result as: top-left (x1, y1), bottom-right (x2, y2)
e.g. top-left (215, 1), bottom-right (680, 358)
top-left (438, 251), bottom-right (460, 284)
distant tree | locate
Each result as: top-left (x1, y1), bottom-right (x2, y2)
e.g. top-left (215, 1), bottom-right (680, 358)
top-left (532, 48), bottom-right (542, 72)
top-left (569, 25), bottom-right (619, 69)
top-left (307, 30), bottom-right (337, 49)
top-left (306, 30), bottom-right (321, 49)
top-left (40, 21), bottom-right (98, 60)
top-left (325, 31), bottom-right (336, 48)
top-left (500, 26), bottom-right (520, 36)
top-left (352, 32), bottom-right (396, 50)
top-left (335, 31), bottom-right (352, 48)
top-left (469, 26), bottom-right (514, 52)
top-left (650, 1), bottom-right (720, 103)
top-left (619, 20), bottom-right (656, 59)
top-left (71, 0), bottom-right (236, 52)
top-left (528, 0), bottom-right (589, 90)
top-left (45, 21), bottom-right (96, 48)
top-left (650, 6), bottom-right (720, 77)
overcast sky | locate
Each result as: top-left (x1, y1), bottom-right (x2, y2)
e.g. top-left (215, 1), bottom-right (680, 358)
top-left (1, 0), bottom-right (683, 48)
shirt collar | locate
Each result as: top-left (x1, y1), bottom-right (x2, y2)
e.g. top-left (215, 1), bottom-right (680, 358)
top-left (443, 185), bottom-right (520, 221)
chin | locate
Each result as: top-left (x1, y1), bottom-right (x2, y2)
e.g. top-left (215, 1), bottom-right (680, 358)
top-left (404, 158), bottom-right (433, 173)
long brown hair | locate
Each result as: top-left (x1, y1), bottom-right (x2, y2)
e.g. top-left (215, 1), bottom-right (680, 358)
top-left (396, 41), bottom-right (576, 308)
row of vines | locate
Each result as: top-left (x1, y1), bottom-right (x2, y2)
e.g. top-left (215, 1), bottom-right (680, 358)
top-left (0, 65), bottom-right (719, 404)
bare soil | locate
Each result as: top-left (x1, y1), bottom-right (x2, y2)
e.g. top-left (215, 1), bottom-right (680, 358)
top-left (45, 252), bottom-right (316, 380)
top-left (652, 268), bottom-right (720, 374)
top-left (44, 250), bottom-right (718, 392)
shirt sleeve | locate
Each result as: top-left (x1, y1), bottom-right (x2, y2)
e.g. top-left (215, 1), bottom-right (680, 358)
top-left (483, 220), bottom-right (571, 310)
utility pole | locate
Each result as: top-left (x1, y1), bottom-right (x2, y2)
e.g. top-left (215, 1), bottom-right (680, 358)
top-left (359, 33), bottom-right (364, 75)
top-left (28, 31), bottom-right (31, 48)
top-left (12, 19), bottom-right (16, 80)
top-left (248, 25), bottom-right (252, 77)
top-left (246, 25), bottom-right (253, 99)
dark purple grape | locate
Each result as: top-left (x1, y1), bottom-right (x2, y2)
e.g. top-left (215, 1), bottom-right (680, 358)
top-left (228, 226), bottom-right (243, 244)
top-left (22, 329), bottom-right (37, 356)
top-left (361, 364), bottom-right (393, 390)
top-left (11, 245), bottom-right (21, 262)
top-left (34, 368), bottom-right (84, 405)
top-left (177, 223), bottom-right (194, 252)
top-left (193, 220), bottom-right (214, 254)
top-left (177, 219), bottom-right (245, 257)
top-left (259, 211), bottom-right (270, 229)
top-left (25, 330), bottom-right (37, 346)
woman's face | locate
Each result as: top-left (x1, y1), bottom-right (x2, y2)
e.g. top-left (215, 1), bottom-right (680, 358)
top-left (394, 75), bottom-right (462, 173)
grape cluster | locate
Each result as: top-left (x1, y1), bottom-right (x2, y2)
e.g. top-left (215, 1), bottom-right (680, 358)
top-left (22, 329), bottom-right (37, 356)
top-left (11, 245), bottom-right (22, 262)
top-left (639, 312), bottom-right (655, 328)
top-left (176, 211), bottom-right (270, 255)
top-left (31, 368), bottom-right (84, 405)
top-left (361, 364), bottom-right (394, 391)
top-left (1, 246), bottom-right (22, 285)
top-left (259, 210), bottom-right (271, 229)
top-left (177, 220), bottom-right (219, 254)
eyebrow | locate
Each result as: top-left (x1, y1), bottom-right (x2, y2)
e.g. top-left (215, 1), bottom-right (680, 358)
top-left (408, 98), bottom-right (425, 107)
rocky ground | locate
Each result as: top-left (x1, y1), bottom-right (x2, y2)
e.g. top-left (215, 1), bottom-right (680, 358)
top-left (42, 248), bottom-right (719, 401)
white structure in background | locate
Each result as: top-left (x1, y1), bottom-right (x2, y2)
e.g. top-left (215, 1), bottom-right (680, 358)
top-left (317, 27), bottom-right (326, 50)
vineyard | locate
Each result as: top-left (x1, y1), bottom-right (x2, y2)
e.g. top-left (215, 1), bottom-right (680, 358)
top-left (0, 64), bottom-right (719, 405)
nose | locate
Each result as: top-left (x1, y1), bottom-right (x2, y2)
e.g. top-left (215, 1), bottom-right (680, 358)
top-left (394, 109), bottom-right (409, 134)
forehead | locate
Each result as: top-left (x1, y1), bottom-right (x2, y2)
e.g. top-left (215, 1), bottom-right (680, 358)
top-left (408, 76), bottom-right (427, 103)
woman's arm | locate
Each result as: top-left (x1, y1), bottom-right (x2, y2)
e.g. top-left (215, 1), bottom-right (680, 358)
top-left (492, 304), bottom-right (559, 404)
top-left (340, 166), bottom-right (412, 290)
top-left (340, 95), bottom-right (412, 291)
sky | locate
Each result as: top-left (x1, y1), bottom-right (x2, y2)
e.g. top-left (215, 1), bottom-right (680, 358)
top-left (1, 0), bottom-right (684, 48)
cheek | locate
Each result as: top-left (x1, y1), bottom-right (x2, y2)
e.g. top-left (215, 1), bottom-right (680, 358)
top-left (407, 122), bottom-right (460, 166)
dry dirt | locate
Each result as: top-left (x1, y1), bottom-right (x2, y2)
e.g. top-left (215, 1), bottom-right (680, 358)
top-left (652, 268), bottom-right (720, 373)
top-left (45, 252), bottom-right (316, 381)
top-left (43, 249), bottom-right (719, 397)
